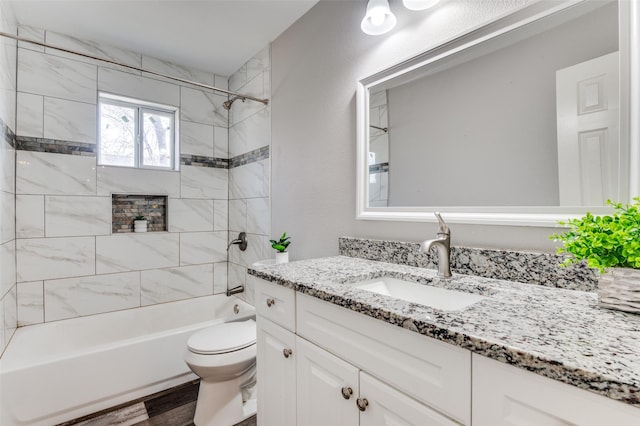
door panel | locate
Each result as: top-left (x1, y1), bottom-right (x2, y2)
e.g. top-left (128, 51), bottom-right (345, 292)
top-left (257, 318), bottom-right (296, 426)
top-left (296, 337), bottom-right (359, 426)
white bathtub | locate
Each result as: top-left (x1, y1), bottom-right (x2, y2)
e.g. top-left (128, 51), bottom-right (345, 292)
top-left (0, 294), bottom-right (255, 426)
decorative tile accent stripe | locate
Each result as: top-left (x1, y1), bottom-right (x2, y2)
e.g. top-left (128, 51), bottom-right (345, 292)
top-left (338, 237), bottom-right (597, 292)
top-left (112, 194), bottom-right (167, 233)
top-left (369, 162), bottom-right (389, 173)
top-left (1, 117), bottom-right (15, 148)
top-left (14, 133), bottom-right (270, 171)
top-left (180, 154), bottom-right (229, 168)
top-left (180, 145), bottom-right (269, 169)
top-left (16, 136), bottom-right (96, 156)
top-left (229, 145), bottom-right (269, 168)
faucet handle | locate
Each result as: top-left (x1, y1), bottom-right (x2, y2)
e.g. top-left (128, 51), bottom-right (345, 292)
top-left (434, 212), bottom-right (449, 235)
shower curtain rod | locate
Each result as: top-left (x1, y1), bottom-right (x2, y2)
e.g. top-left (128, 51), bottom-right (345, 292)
top-left (370, 125), bottom-right (388, 133)
top-left (0, 31), bottom-right (269, 106)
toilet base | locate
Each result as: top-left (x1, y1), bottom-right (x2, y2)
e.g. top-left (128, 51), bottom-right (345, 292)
top-left (193, 375), bottom-right (256, 426)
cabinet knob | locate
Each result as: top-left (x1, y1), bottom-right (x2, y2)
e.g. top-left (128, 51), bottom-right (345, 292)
top-left (283, 348), bottom-right (293, 358)
top-left (266, 298), bottom-right (275, 307)
top-left (341, 386), bottom-right (353, 400)
top-left (356, 398), bottom-right (369, 412)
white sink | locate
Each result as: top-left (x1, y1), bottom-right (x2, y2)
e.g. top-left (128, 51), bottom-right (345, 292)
top-left (352, 276), bottom-right (485, 311)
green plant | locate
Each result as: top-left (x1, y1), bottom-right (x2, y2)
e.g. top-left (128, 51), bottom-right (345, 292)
top-left (134, 215), bottom-right (146, 221)
top-left (549, 198), bottom-right (640, 273)
top-left (270, 232), bottom-right (291, 253)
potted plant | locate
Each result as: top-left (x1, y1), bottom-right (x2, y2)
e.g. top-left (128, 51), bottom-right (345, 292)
top-left (133, 215), bottom-right (148, 233)
top-left (270, 232), bottom-right (291, 264)
top-left (550, 198), bottom-right (640, 314)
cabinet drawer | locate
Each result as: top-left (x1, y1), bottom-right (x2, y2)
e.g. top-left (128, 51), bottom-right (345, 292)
top-left (472, 354), bottom-right (640, 426)
top-left (253, 276), bottom-right (296, 332)
top-left (297, 293), bottom-right (471, 425)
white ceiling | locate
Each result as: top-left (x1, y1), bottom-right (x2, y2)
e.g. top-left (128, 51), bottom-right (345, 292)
top-left (9, 0), bottom-right (319, 76)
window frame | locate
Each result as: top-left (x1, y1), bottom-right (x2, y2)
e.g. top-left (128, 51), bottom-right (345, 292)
top-left (98, 92), bottom-right (180, 171)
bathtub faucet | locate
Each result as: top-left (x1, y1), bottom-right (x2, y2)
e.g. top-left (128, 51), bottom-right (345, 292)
top-left (420, 212), bottom-right (452, 278)
top-left (226, 285), bottom-right (244, 296)
top-left (227, 232), bottom-right (248, 251)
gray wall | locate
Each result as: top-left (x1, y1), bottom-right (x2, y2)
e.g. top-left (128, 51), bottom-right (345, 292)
top-left (270, 0), bottom-right (582, 260)
top-left (387, 3), bottom-right (617, 207)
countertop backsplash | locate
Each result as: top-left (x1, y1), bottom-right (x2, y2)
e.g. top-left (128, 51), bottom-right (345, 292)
top-left (338, 237), bottom-right (598, 292)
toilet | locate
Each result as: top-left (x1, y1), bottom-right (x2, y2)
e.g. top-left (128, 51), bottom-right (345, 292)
top-left (184, 319), bottom-right (257, 426)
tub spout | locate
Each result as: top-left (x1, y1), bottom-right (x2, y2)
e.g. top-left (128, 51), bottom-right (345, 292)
top-left (226, 285), bottom-right (245, 296)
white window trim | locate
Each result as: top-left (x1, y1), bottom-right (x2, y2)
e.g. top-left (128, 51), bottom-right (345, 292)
top-left (98, 92), bottom-right (180, 171)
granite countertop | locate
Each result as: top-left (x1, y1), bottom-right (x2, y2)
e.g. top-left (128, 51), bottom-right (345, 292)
top-left (248, 256), bottom-right (640, 407)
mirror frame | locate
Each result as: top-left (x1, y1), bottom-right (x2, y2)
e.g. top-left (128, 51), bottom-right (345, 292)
top-left (356, 0), bottom-right (639, 227)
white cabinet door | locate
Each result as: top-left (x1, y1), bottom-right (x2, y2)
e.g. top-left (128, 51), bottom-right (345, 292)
top-left (257, 317), bottom-right (296, 426)
top-left (472, 354), bottom-right (640, 426)
top-left (296, 336), bottom-right (360, 426)
top-left (359, 372), bottom-right (460, 426)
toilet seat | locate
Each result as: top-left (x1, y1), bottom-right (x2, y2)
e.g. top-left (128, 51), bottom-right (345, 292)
top-left (187, 320), bottom-right (256, 355)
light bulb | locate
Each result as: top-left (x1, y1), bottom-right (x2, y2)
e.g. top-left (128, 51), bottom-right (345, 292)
top-left (361, 0), bottom-right (397, 36)
top-left (370, 10), bottom-right (385, 26)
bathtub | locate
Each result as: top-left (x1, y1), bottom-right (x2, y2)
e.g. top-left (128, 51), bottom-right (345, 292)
top-left (0, 294), bottom-right (255, 426)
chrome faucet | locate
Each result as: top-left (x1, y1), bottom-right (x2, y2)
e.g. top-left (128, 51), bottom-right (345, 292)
top-left (420, 213), bottom-right (452, 278)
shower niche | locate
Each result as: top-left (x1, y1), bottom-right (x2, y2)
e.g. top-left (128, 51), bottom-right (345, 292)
top-left (112, 194), bottom-right (167, 233)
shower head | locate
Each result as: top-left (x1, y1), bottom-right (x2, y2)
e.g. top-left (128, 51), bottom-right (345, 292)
top-left (223, 96), bottom-right (246, 110)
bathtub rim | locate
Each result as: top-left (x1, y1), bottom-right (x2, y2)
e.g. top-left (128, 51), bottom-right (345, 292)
top-left (0, 294), bottom-right (255, 371)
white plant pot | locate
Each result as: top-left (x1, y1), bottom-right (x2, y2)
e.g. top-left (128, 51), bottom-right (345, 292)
top-left (134, 220), bottom-right (148, 233)
top-left (598, 267), bottom-right (640, 314)
top-left (275, 251), bottom-right (289, 264)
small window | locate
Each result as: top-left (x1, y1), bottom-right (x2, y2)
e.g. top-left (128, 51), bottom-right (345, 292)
top-left (98, 93), bottom-right (179, 170)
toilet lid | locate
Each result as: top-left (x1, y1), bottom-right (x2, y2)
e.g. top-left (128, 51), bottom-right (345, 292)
top-left (187, 320), bottom-right (256, 355)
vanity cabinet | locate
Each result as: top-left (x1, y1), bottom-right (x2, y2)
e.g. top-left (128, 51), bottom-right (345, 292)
top-left (472, 354), bottom-right (640, 425)
top-left (253, 275), bottom-right (470, 426)
top-left (254, 276), bottom-right (640, 426)
top-left (296, 292), bottom-right (471, 425)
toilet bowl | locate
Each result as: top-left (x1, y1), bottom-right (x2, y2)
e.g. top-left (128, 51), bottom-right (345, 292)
top-left (184, 319), bottom-right (257, 426)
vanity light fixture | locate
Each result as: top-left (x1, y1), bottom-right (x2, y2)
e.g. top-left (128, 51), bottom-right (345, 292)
top-left (402, 0), bottom-right (440, 11)
top-left (361, 0), bottom-right (397, 35)
top-left (362, 0), bottom-right (441, 35)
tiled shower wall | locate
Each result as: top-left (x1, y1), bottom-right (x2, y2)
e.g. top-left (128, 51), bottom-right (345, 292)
top-left (368, 89), bottom-right (388, 207)
top-left (227, 47), bottom-right (271, 306)
top-left (0, 0), bottom-right (17, 354)
top-left (13, 26), bottom-right (231, 325)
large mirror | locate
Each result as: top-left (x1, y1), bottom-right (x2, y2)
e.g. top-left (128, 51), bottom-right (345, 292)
top-left (356, 0), bottom-right (639, 226)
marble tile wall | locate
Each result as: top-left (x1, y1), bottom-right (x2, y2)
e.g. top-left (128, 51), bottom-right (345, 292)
top-left (0, 0), bottom-right (17, 355)
top-left (228, 46), bottom-right (271, 306)
top-left (13, 25), bottom-right (231, 326)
